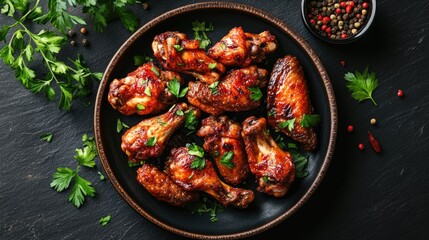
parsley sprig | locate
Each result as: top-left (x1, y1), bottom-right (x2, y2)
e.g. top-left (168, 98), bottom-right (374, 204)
top-left (0, 0), bottom-right (103, 110)
top-left (50, 134), bottom-right (98, 208)
top-left (187, 143), bottom-right (206, 170)
top-left (192, 21), bottom-right (214, 50)
top-left (344, 67), bottom-right (379, 106)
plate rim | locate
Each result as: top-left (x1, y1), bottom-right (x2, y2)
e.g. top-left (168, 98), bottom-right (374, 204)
top-left (94, 1), bottom-right (338, 239)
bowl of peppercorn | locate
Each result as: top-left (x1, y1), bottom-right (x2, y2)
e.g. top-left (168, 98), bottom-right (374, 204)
top-left (301, 0), bottom-right (376, 44)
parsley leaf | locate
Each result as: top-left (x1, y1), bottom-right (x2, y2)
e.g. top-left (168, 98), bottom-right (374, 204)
top-left (208, 81), bottom-right (219, 95)
top-left (145, 136), bottom-right (157, 146)
top-left (300, 114), bottom-right (321, 128)
top-left (40, 133), bottom-right (54, 143)
top-left (344, 68), bottom-right (379, 106)
top-left (99, 215), bottom-right (111, 226)
top-left (184, 109), bottom-right (199, 131)
top-left (248, 86), bottom-right (263, 101)
top-left (173, 44), bottom-right (183, 51)
top-left (290, 149), bottom-right (309, 178)
top-left (97, 171), bottom-right (105, 181)
top-left (192, 21), bottom-right (214, 49)
top-left (51, 167), bottom-right (76, 192)
top-left (220, 151), bottom-right (235, 169)
top-left (50, 134), bottom-right (98, 208)
top-left (187, 143), bottom-right (206, 170)
top-left (278, 118), bottom-right (296, 131)
top-left (68, 173), bottom-right (95, 208)
top-left (116, 118), bottom-right (130, 133)
top-left (167, 77), bottom-right (188, 98)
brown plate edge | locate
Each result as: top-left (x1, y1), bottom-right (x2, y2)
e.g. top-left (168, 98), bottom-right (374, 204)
top-left (94, 1), bottom-right (338, 239)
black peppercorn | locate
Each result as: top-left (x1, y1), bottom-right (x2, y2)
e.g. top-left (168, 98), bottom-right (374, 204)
top-left (80, 27), bottom-right (88, 35)
top-left (67, 29), bottom-right (75, 38)
top-left (82, 39), bottom-right (89, 47)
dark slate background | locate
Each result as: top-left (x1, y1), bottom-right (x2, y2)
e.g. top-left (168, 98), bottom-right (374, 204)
top-left (1, 0), bottom-right (428, 239)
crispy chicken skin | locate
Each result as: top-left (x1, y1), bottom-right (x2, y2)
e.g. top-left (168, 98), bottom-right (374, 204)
top-left (242, 117), bottom-right (295, 198)
top-left (187, 66), bottom-right (268, 116)
top-left (121, 103), bottom-right (201, 163)
top-left (207, 27), bottom-right (277, 67)
top-left (165, 147), bottom-right (254, 208)
top-left (108, 62), bottom-right (182, 116)
top-left (137, 164), bottom-right (200, 207)
top-left (267, 55), bottom-right (317, 151)
top-left (152, 31), bottom-right (225, 84)
top-left (196, 116), bottom-right (250, 185)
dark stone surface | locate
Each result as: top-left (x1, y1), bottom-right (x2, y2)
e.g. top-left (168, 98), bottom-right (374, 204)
top-left (1, 0), bottom-right (428, 239)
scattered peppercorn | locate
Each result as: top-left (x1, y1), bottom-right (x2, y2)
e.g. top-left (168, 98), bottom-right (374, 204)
top-left (358, 143), bottom-right (365, 150)
top-left (340, 60), bottom-right (347, 67)
top-left (397, 89), bottom-right (404, 97)
top-left (306, 0), bottom-right (371, 40)
top-left (142, 2), bottom-right (150, 10)
top-left (67, 29), bottom-right (75, 38)
top-left (70, 40), bottom-right (76, 46)
top-left (370, 118), bottom-right (377, 125)
top-left (347, 125), bottom-right (354, 132)
top-left (81, 39), bottom-right (89, 47)
top-left (80, 27), bottom-right (88, 35)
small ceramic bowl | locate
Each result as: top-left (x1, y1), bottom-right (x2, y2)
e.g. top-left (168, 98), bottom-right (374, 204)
top-left (301, 0), bottom-right (376, 44)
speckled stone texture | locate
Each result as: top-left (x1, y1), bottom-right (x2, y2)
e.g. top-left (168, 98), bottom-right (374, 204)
top-left (1, 0), bottom-right (428, 239)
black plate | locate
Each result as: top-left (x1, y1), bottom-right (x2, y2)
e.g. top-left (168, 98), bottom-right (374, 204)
top-left (95, 2), bottom-right (337, 239)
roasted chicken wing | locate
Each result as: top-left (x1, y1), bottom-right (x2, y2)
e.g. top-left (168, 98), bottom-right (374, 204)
top-left (137, 164), bottom-right (200, 207)
top-left (267, 55), bottom-right (318, 151)
top-left (187, 65), bottom-right (268, 116)
top-left (207, 27), bottom-right (277, 67)
top-left (242, 116), bottom-right (295, 198)
top-left (121, 103), bottom-right (201, 163)
top-left (152, 31), bottom-right (225, 84)
top-left (108, 62), bottom-right (182, 116)
top-left (165, 146), bottom-right (254, 208)
top-left (196, 115), bottom-right (249, 185)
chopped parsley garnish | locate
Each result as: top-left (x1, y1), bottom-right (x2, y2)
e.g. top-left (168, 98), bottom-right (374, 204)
top-left (97, 171), bottom-right (105, 181)
top-left (300, 114), bottom-right (321, 128)
top-left (173, 44), bottom-right (183, 51)
top-left (168, 77), bottom-right (188, 98)
top-left (187, 195), bottom-right (223, 222)
top-left (136, 103), bottom-right (145, 111)
top-left (99, 215), bottom-right (111, 226)
top-left (40, 133), bottom-right (53, 143)
top-left (208, 63), bottom-right (217, 69)
top-left (184, 110), bottom-right (199, 131)
top-left (248, 86), bottom-right (263, 101)
top-left (278, 118), bottom-right (296, 131)
top-left (157, 117), bottom-right (168, 127)
top-left (116, 118), bottom-right (130, 133)
top-left (290, 149), bottom-right (309, 178)
top-left (192, 21), bottom-right (214, 49)
top-left (145, 137), bottom-right (157, 147)
top-left (144, 86), bottom-right (151, 96)
top-left (128, 160), bottom-right (144, 168)
top-left (50, 134), bottom-right (98, 208)
top-left (176, 109), bottom-right (184, 116)
top-left (151, 66), bottom-right (160, 76)
top-left (268, 110), bottom-right (276, 117)
top-left (208, 81), bottom-right (220, 95)
top-left (220, 151), bottom-right (234, 169)
top-left (187, 143), bottom-right (206, 170)
top-left (221, 43), bottom-right (226, 50)
top-left (344, 67), bottom-right (379, 106)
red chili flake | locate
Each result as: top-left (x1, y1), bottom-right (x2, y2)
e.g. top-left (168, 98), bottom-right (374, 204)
top-left (368, 131), bottom-right (382, 153)
top-left (358, 143), bottom-right (365, 150)
top-left (347, 125), bottom-right (354, 132)
top-left (340, 60), bottom-right (347, 67)
top-left (397, 89), bottom-right (404, 97)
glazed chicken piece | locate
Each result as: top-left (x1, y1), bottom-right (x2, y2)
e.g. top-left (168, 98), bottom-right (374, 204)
top-left (121, 103), bottom-right (201, 163)
top-left (137, 164), bottom-right (200, 207)
top-left (267, 55), bottom-right (318, 151)
top-left (242, 117), bottom-right (295, 198)
top-left (165, 146), bottom-right (254, 208)
top-left (196, 115), bottom-right (249, 185)
top-left (207, 26), bottom-right (277, 67)
top-left (152, 31), bottom-right (225, 84)
top-left (108, 62), bottom-right (183, 116)
top-left (187, 65), bottom-right (268, 116)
